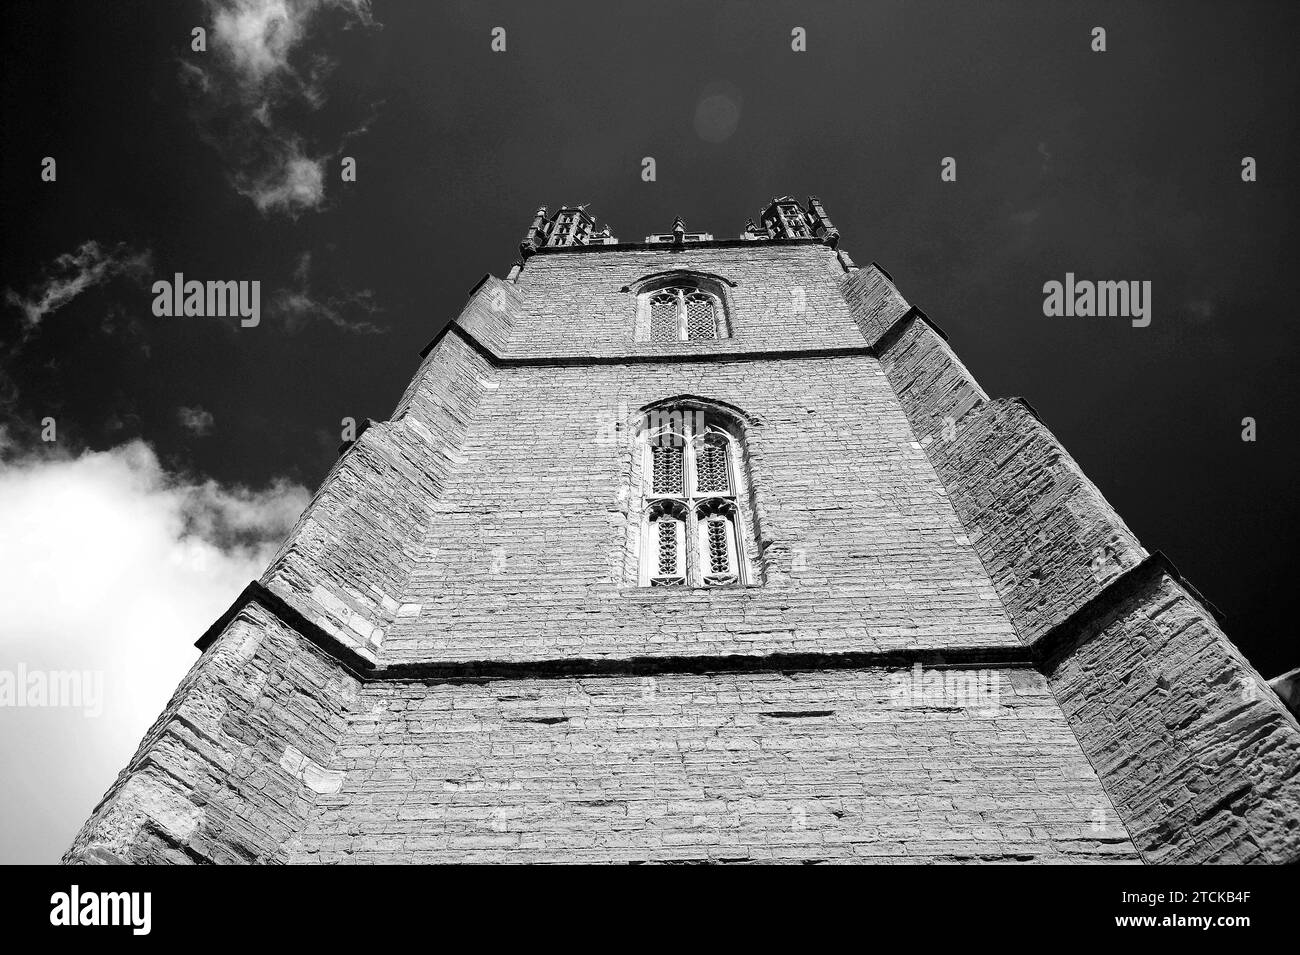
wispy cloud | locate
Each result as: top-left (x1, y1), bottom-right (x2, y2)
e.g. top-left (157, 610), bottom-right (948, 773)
top-left (270, 250), bottom-right (383, 333)
top-left (182, 0), bottom-right (379, 217)
top-left (176, 405), bottom-right (216, 436)
top-left (3, 241), bottom-right (152, 334)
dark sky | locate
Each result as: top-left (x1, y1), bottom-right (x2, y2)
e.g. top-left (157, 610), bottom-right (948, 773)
top-left (2, 0), bottom-right (1297, 675)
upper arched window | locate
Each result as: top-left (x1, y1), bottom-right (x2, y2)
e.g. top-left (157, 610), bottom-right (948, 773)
top-left (635, 405), bottom-right (757, 587)
top-left (632, 274), bottom-right (732, 343)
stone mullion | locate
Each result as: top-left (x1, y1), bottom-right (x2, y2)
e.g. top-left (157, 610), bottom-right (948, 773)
top-left (683, 434), bottom-right (697, 586)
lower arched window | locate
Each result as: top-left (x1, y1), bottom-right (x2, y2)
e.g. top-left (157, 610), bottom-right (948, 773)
top-left (696, 499), bottom-right (740, 586)
top-left (646, 500), bottom-right (687, 586)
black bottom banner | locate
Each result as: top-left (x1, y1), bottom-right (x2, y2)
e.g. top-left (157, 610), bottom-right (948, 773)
top-left (2, 863), bottom-right (1290, 943)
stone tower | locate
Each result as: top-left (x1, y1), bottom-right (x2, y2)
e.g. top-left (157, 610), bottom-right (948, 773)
top-left (67, 198), bottom-right (1300, 864)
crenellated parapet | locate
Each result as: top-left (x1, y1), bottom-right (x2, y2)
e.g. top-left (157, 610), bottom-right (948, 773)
top-left (521, 197), bottom-right (843, 254)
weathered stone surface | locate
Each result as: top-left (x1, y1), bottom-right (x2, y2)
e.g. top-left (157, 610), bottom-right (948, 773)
top-left (839, 263), bottom-right (913, 345)
top-left (260, 327), bottom-right (499, 662)
top-left (501, 244), bottom-right (862, 360)
top-left (1044, 570), bottom-right (1300, 864)
top-left (843, 264), bottom-right (1300, 865)
top-left (64, 603), bottom-right (359, 864)
top-left (452, 274), bottom-right (520, 353)
top-left (386, 353), bottom-right (1018, 664)
top-left (289, 668), bottom-right (1137, 864)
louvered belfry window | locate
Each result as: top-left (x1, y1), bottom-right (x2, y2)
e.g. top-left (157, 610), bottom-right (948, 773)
top-left (649, 290), bottom-right (681, 342)
top-left (640, 410), bottom-right (746, 588)
top-left (645, 285), bottom-right (725, 342)
top-left (684, 292), bottom-right (717, 341)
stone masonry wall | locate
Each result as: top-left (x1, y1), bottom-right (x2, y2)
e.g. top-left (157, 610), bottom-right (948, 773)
top-left (64, 602), bottom-right (359, 864)
top-left (259, 296), bottom-right (507, 665)
top-left (505, 244), bottom-right (863, 360)
top-left (842, 264), bottom-right (1300, 863)
top-left (382, 246), bottom-right (1020, 665)
top-left (1045, 569), bottom-right (1300, 863)
top-left (289, 666), bottom-right (1138, 864)
top-left (64, 278), bottom-right (518, 864)
top-left (384, 353), bottom-right (1019, 664)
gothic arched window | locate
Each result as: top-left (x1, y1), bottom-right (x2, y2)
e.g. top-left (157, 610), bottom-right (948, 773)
top-left (636, 406), bottom-right (755, 587)
top-left (632, 274), bottom-right (732, 343)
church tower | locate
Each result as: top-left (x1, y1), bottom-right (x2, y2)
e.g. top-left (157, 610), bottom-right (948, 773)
top-left (66, 199), bottom-right (1300, 864)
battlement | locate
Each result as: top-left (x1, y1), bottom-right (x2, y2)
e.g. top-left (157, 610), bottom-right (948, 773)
top-left (519, 196), bottom-right (841, 257)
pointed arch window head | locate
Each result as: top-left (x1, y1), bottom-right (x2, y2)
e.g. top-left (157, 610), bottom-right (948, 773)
top-left (694, 432), bottom-right (731, 494)
top-left (637, 407), bottom-right (756, 588)
top-left (651, 435), bottom-right (685, 495)
top-left (633, 274), bottom-right (732, 343)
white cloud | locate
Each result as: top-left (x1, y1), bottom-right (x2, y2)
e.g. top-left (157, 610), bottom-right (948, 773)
top-left (245, 146), bottom-right (327, 214)
top-left (176, 405), bottom-right (216, 436)
top-left (3, 241), bottom-right (152, 333)
top-left (210, 0), bottom-right (311, 85)
top-left (185, 0), bottom-right (378, 216)
top-left (0, 440), bottom-right (308, 862)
